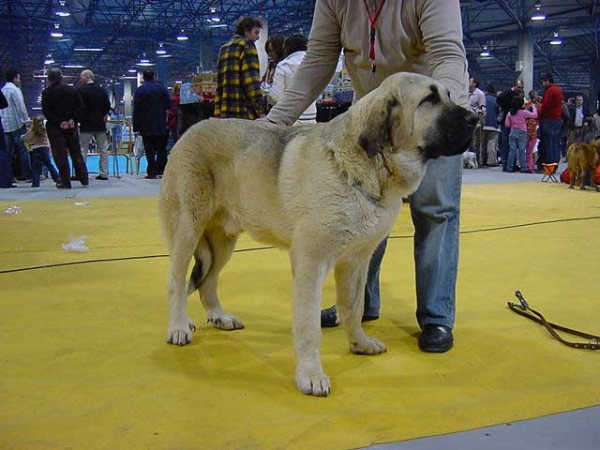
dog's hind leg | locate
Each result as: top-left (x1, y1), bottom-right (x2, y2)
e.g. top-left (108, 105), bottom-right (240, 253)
top-left (334, 253), bottom-right (386, 355)
top-left (165, 212), bottom-right (199, 346)
top-left (290, 245), bottom-right (334, 397)
top-left (198, 227), bottom-right (244, 331)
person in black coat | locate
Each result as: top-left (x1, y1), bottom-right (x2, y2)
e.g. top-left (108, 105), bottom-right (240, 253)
top-left (132, 70), bottom-right (171, 179)
top-left (41, 67), bottom-right (89, 188)
top-left (77, 70), bottom-right (111, 180)
top-left (0, 90), bottom-right (13, 188)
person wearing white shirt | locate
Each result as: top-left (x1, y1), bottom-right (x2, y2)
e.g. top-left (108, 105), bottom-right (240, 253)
top-left (0, 69), bottom-right (33, 181)
top-left (268, 34), bottom-right (317, 123)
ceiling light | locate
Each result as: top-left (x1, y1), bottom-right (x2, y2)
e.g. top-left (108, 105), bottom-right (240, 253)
top-left (44, 54), bottom-right (55, 65)
top-left (177, 30), bottom-right (188, 41)
top-left (50, 24), bottom-right (63, 37)
top-left (54, 0), bottom-right (70, 17)
top-left (480, 45), bottom-right (490, 57)
top-left (156, 43), bottom-right (167, 55)
top-left (531, 4), bottom-right (546, 21)
top-left (73, 47), bottom-right (104, 52)
top-left (128, 69), bottom-right (137, 73)
top-left (550, 32), bottom-right (562, 45)
top-left (63, 64), bottom-right (84, 69)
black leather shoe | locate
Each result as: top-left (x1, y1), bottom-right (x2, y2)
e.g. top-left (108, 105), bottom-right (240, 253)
top-left (95, 175), bottom-right (108, 180)
top-left (418, 324), bottom-right (453, 353)
top-left (320, 305), bottom-right (379, 328)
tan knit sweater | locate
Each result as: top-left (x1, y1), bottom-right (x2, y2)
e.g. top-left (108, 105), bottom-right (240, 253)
top-left (267, 0), bottom-right (468, 125)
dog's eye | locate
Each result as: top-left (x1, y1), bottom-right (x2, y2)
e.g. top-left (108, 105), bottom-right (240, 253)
top-left (419, 92), bottom-right (439, 106)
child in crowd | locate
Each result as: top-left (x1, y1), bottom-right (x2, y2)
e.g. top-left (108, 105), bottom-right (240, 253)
top-left (21, 116), bottom-right (60, 187)
top-left (505, 95), bottom-right (538, 173)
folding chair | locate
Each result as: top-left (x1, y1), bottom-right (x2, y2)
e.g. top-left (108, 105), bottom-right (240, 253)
top-left (541, 163), bottom-right (558, 182)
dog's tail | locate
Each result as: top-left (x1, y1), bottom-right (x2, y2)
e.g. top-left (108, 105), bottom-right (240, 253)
top-left (186, 237), bottom-right (212, 296)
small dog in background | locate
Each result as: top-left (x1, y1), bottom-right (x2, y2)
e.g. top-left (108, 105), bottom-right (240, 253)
top-left (463, 150), bottom-right (478, 169)
top-left (566, 140), bottom-right (600, 191)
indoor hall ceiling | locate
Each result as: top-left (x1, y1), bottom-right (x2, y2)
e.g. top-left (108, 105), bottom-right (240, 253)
top-left (0, 0), bottom-right (599, 110)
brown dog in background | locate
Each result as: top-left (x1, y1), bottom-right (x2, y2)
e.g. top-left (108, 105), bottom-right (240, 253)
top-left (566, 140), bottom-right (600, 191)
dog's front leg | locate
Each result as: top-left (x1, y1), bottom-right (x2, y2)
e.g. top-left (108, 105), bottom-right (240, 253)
top-left (290, 249), bottom-right (332, 397)
top-left (335, 254), bottom-right (386, 355)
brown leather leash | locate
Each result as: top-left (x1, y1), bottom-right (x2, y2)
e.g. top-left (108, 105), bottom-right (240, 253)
top-left (507, 290), bottom-right (600, 350)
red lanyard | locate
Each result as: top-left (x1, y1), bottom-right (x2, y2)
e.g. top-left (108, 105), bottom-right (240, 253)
top-left (362, 0), bottom-right (387, 72)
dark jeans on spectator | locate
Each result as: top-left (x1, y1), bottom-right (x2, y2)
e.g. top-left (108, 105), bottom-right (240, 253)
top-left (142, 134), bottom-right (168, 177)
top-left (46, 124), bottom-right (89, 187)
top-left (540, 119), bottom-right (562, 166)
top-left (5, 124), bottom-right (33, 180)
top-left (499, 123), bottom-right (510, 170)
top-left (31, 147), bottom-right (60, 187)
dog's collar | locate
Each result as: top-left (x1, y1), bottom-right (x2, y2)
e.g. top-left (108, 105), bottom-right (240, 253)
top-left (352, 181), bottom-right (380, 204)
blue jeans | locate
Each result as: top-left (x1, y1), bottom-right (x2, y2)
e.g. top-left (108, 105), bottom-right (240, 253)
top-left (508, 129), bottom-right (527, 172)
top-left (31, 147), bottom-right (60, 187)
top-left (4, 125), bottom-right (32, 180)
top-left (365, 154), bottom-right (462, 329)
top-left (540, 119), bottom-right (562, 165)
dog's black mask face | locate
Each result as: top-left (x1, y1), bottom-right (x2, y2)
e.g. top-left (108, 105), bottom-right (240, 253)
top-left (420, 104), bottom-right (479, 160)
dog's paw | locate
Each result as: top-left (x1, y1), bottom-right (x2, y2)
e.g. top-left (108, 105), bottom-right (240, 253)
top-left (295, 370), bottom-right (331, 397)
top-left (207, 313), bottom-right (244, 331)
top-left (350, 336), bottom-right (387, 355)
top-left (166, 318), bottom-right (196, 346)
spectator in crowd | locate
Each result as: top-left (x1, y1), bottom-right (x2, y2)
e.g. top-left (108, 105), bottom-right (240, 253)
top-left (481, 84), bottom-right (500, 166)
top-left (0, 89), bottom-right (14, 188)
top-left (132, 70), bottom-right (171, 179)
top-left (505, 94), bottom-right (537, 173)
top-left (467, 77), bottom-right (486, 164)
top-left (261, 34), bottom-right (285, 88)
top-left (77, 69), bottom-right (111, 180)
top-left (566, 94), bottom-right (591, 148)
top-left (525, 90), bottom-right (541, 172)
top-left (268, 34), bottom-right (317, 123)
top-left (167, 83), bottom-right (181, 146)
top-left (108, 106), bottom-right (125, 154)
top-left (214, 16), bottom-right (265, 120)
top-left (41, 67), bottom-right (89, 189)
top-left (0, 69), bottom-right (33, 182)
top-left (265, 0), bottom-right (469, 353)
top-left (21, 115), bottom-right (60, 187)
top-left (538, 73), bottom-right (564, 169)
top-left (496, 79), bottom-right (524, 171)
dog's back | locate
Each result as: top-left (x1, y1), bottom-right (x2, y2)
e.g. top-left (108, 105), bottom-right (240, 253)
top-left (567, 142), bottom-right (599, 190)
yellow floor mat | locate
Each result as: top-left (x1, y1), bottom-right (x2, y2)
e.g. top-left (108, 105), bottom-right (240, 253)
top-left (1, 182), bottom-right (599, 450)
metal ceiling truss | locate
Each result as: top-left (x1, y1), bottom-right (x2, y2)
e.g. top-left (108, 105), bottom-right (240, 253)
top-left (1, 0), bottom-right (599, 109)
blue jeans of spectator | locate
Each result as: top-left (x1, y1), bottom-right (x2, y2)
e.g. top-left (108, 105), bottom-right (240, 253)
top-left (540, 119), bottom-right (562, 165)
top-left (508, 129), bottom-right (527, 172)
top-left (31, 147), bottom-right (60, 187)
top-left (4, 125), bottom-right (32, 180)
top-left (499, 123), bottom-right (510, 170)
top-left (364, 154), bottom-right (462, 330)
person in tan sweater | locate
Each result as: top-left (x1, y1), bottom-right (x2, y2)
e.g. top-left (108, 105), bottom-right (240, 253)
top-left (21, 116), bottom-right (60, 187)
top-left (266, 0), bottom-right (468, 353)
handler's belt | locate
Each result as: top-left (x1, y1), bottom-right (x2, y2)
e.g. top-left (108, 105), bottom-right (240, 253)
top-left (508, 290), bottom-right (600, 350)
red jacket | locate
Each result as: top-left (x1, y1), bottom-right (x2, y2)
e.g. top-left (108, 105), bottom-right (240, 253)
top-left (540, 84), bottom-right (563, 120)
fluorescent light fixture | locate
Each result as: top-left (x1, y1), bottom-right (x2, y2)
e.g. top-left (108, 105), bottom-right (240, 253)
top-left (50, 31), bottom-right (63, 37)
top-left (156, 43), bottom-right (167, 55)
top-left (531, 4), bottom-right (545, 21)
top-left (63, 64), bottom-right (85, 68)
top-left (74, 47), bottom-right (104, 52)
top-left (128, 69), bottom-right (137, 73)
top-left (54, 1), bottom-right (70, 17)
top-left (480, 45), bottom-right (490, 57)
top-left (209, 24), bottom-right (227, 29)
top-left (177, 30), bottom-right (188, 41)
top-left (550, 33), bottom-right (562, 45)
top-left (44, 55), bottom-right (55, 65)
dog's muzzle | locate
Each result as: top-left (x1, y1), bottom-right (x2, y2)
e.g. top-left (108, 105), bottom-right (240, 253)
top-left (422, 107), bottom-right (479, 160)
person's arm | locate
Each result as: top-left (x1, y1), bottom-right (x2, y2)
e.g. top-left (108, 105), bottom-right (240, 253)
top-left (241, 43), bottom-right (265, 117)
top-left (419, 0), bottom-right (469, 107)
top-left (15, 89), bottom-right (30, 125)
top-left (266, 0), bottom-right (342, 125)
top-left (525, 105), bottom-right (538, 119)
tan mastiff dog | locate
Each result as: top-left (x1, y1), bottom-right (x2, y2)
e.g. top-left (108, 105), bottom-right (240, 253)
top-left (159, 72), bottom-right (477, 396)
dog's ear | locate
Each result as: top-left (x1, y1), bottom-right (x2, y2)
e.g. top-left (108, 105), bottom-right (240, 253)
top-left (358, 97), bottom-right (399, 158)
